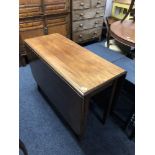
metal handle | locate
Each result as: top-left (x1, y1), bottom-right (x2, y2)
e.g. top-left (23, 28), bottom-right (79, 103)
top-left (97, 1), bottom-right (101, 4)
top-left (79, 23), bottom-right (83, 27)
top-left (44, 27), bottom-right (48, 35)
top-left (96, 11), bottom-right (100, 14)
top-left (80, 2), bottom-right (84, 6)
top-left (79, 34), bottom-right (82, 38)
top-left (80, 13), bottom-right (84, 16)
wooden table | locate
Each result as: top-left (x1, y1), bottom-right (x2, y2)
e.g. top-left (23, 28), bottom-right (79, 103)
top-left (25, 33), bottom-right (126, 137)
top-left (110, 20), bottom-right (135, 47)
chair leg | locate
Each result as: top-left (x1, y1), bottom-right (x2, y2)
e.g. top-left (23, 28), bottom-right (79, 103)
top-left (106, 30), bottom-right (110, 48)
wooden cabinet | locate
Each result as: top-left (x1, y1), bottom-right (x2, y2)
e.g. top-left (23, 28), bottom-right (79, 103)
top-left (19, 0), bottom-right (70, 66)
top-left (44, 0), bottom-right (70, 14)
top-left (19, 0), bottom-right (42, 18)
top-left (47, 14), bottom-right (70, 37)
top-left (72, 0), bottom-right (105, 43)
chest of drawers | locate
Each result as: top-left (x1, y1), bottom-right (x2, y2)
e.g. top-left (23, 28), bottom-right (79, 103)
top-left (72, 0), bottom-right (106, 43)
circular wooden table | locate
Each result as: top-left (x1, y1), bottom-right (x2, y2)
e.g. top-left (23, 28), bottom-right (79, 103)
top-left (110, 20), bottom-right (135, 47)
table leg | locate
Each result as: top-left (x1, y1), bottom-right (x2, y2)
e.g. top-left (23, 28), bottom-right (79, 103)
top-left (103, 74), bottom-right (126, 123)
top-left (78, 97), bottom-right (90, 139)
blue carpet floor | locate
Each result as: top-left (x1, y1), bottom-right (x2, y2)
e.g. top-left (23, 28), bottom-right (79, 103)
top-left (19, 65), bottom-right (135, 155)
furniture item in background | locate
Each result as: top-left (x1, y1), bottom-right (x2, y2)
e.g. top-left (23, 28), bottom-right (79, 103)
top-left (19, 0), bottom-right (70, 66)
top-left (72, 0), bottom-right (106, 43)
top-left (121, 0), bottom-right (135, 22)
top-left (25, 34), bottom-right (126, 137)
top-left (112, 0), bottom-right (132, 20)
top-left (104, 0), bottom-right (134, 48)
top-left (110, 20), bottom-right (135, 47)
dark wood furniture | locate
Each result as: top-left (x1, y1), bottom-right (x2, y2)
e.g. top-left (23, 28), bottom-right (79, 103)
top-left (25, 33), bottom-right (126, 137)
top-left (110, 20), bottom-right (135, 47)
top-left (105, 16), bottom-right (119, 48)
top-left (121, 0), bottom-right (135, 22)
top-left (71, 0), bottom-right (106, 43)
top-left (19, 0), bottom-right (71, 66)
top-left (105, 0), bottom-right (135, 48)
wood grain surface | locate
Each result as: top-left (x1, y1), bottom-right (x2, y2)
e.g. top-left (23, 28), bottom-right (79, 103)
top-left (110, 20), bottom-right (135, 45)
top-left (25, 33), bottom-right (125, 96)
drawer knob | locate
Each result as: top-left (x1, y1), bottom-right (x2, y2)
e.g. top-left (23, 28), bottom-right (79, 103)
top-left (96, 11), bottom-right (100, 14)
top-left (79, 23), bottom-right (83, 27)
top-left (97, 1), bottom-right (101, 4)
top-left (79, 34), bottom-right (83, 38)
top-left (80, 13), bottom-right (84, 16)
top-left (95, 21), bottom-right (98, 24)
top-left (80, 2), bottom-right (84, 6)
top-left (94, 32), bottom-right (97, 34)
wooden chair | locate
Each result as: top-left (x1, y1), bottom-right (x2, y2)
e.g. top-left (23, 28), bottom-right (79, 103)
top-left (105, 0), bottom-right (134, 48)
top-left (121, 0), bottom-right (135, 22)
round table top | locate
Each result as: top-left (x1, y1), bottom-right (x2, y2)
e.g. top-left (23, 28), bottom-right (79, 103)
top-left (110, 20), bottom-right (135, 47)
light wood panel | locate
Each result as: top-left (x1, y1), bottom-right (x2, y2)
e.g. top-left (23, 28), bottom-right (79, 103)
top-left (19, 0), bottom-right (70, 66)
top-left (25, 33), bottom-right (125, 95)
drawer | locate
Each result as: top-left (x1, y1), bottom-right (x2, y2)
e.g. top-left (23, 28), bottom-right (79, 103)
top-left (19, 0), bottom-right (42, 18)
top-left (73, 28), bottom-right (102, 43)
top-left (73, 17), bottom-right (103, 32)
top-left (20, 18), bottom-right (44, 31)
top-left (20, 28), bottom-right (44, 40)
top-left (44, 0), bottom-right (70, 15)
top-left (72, 0), bottom-right (90, 10)
top-left (20, 18), bottom-right (44, 41)
top-left (19, 6), bottom-right (42, 18)
top-left (47, 15), bottom-right (69, 37)
top-left (72, 7), bottom-right (104, 21)
top-left (91, 0), bottom-right (106, 8)
top-left (20, 0), bottom-right (41, 6)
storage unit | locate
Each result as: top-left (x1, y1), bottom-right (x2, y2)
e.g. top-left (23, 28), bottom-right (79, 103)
top-left (19, 0), bottom-right (70, 66)
top-left (72, 0), bottom-right (106, 43)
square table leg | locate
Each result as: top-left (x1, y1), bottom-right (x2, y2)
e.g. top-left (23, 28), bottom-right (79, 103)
top-left (102, 74), bottom-right (126, 123)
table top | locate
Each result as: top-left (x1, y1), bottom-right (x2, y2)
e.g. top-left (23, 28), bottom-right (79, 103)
top-left (110, 20), bottom-right (135, 47)
top-left (25, 33), bottom-right (125, 96)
